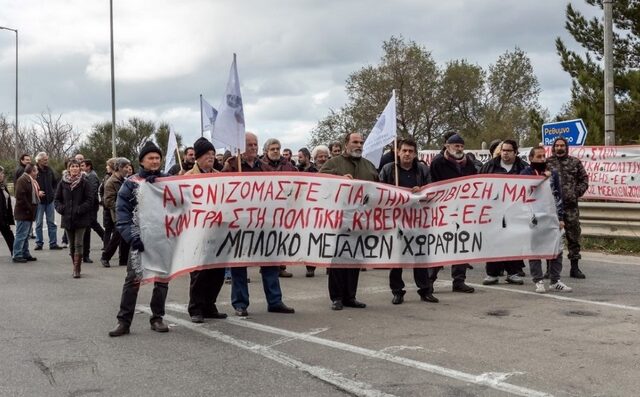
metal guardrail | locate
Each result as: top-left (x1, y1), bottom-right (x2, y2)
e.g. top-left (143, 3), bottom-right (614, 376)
top-left (579, 202), bottom-right (640, 238)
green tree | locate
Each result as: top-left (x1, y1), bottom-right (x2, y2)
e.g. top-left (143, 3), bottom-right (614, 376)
top-left (78, 118), bottom-right (177, 178)
top-left (556, 0), bottom-right (640, 144)
top-left (154, 122), bottom-right (183, 157)
top-left (311, 37), bottom-right (543, 149)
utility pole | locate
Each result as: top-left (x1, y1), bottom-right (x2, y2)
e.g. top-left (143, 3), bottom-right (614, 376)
top-left (110, 0), bottom-right (117, 157)
top-left (604, 0), bottom-right (615, 145)
top-left (0, 26), bottom-right (18, 161)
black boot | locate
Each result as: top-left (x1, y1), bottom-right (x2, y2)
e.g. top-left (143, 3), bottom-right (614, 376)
top-left (569, 259), bottom-right (586, 279)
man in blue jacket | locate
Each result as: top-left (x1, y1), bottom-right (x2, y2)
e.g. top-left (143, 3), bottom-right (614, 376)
top-left (109, 141), bottom-right (170, 337)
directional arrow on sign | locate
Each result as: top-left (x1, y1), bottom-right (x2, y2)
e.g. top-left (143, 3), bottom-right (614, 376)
top-left (541, 118), bottom-right (589, 146)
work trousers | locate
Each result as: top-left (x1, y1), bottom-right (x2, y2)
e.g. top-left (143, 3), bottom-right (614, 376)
top-left (83, 210), bottom-right (104, 258)
top-left (0, 223), bottom-right (14, 254)
top-left (116, 254), bottom-right (168, 326)
top-left (188, 268), bottom-right (226, 316)
top-left (529, 251), bottom-right (563, 284)
top-left (65, 227), bottom-right (86, 257)
top-left (328, 268), bottom-right (361, 302)
top-left (485, 260), bottom-right (524, 277)
top-left (103, 208), bottom-right (114, 250)
top-left (389, 268), bottom-right (430, 297)
top-left (231, 266), bottom-right (283, 310)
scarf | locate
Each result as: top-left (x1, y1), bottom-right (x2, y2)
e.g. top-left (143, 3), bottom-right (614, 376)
top-left (444, 150), bottom-right (467, 173)
top-left (28, 175), bottom-right (41, 205)
top-left (63, 170), bottom-right (82, 191)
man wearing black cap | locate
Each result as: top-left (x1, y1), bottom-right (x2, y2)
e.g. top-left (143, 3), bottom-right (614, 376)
top-left (109, 141), bottom-right (170, 337)
top-left (185, 137), bottom-right (227, 323)
top-left (429, 133), bottom-right (477, 295)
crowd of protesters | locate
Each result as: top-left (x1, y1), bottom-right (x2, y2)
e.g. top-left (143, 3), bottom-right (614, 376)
top-left (0, 131), bottom-right (589, 337)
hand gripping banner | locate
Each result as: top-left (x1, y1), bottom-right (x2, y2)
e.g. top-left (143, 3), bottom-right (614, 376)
top-left (137, 173), bottom-right (562, 283)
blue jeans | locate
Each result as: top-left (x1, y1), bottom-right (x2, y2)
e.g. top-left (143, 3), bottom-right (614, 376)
top-left (35, 202), bottom-right (57, 248)
top-left (231, 266), bottom-right (282, 310)
top-left (12, 221), bottom-right (32, 259)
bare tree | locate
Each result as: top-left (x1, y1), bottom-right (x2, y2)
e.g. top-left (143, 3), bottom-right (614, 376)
top-left (31, 108), bottom-right (79, 159)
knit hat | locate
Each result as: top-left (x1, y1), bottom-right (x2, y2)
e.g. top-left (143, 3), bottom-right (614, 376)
top-left (446, 134), bottom-right (465, 145)
top-left (193, 137), bottom-right (215, 159)
top-left (138, 141), bottom-right (163, 162)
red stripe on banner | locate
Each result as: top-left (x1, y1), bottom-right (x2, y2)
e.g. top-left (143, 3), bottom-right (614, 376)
top-left (140, 253), bottom-right (560, 285)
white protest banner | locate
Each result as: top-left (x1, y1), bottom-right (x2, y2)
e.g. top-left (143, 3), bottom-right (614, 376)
top-left (563, 145), bottom-right (640, 202)
top-left (201, 96), bottom-right (218, 141)
top-left (163, 129), bottom-right (179, 174)
top-left (363, 91), bottom-right (397, 169)
top-left (419, 145), bottom-right (640, 202)
top-left (136, 173), bottom-right (561, 283)
top-left (212, 54), bottom-right (245, 153)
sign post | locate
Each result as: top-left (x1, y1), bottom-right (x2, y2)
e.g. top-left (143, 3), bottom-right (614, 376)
top-left (542, 119), bottom-right (588, 146)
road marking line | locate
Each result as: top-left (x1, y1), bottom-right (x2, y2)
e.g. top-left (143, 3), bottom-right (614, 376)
top-left (467, 282), bottom-right (640, 312)
top-left (138, 306), bottom-right (396, 397)
top-left (161, 304), bottom-right (551, 397)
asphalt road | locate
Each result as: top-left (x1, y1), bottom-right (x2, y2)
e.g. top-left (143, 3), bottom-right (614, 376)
top-left (1, 232), bottom-right (639, 397)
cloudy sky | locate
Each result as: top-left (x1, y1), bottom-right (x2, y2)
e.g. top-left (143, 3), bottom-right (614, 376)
top-left (0, 0), bottom-right (599, 153)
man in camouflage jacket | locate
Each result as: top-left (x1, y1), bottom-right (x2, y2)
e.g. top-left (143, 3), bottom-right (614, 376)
top-left (546, 137), bottom-right (589, 279)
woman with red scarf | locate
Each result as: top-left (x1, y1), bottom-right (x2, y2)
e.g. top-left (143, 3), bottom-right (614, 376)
top-left (54, 159), bottom-right (92, 278)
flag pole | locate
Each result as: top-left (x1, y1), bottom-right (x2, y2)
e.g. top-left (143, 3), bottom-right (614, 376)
top-left (176, 146), bottom-right (183, 173)
top-left (392, 90), bottom-right (399, 187)
top-left (236, 149), bottom-right (242, 171)
top-left (199, 94), bottom-right (204, 137)
top-left (394, 136), bottom-right (399, 187)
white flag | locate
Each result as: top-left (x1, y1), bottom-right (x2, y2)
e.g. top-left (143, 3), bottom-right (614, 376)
top-left (213, 54), bottom-right (245, 153)
top-left (201, 96), bottom-right (218, 141)
top-left (163, 129), bottom-right (179, 174)
top-left (362, 90), bottom-right (397, 169)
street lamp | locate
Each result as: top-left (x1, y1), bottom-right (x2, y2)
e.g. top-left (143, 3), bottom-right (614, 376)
top-left (0, 26), bottom-right (18, 162)
top-left (109, 0), bottom-right (117, 157)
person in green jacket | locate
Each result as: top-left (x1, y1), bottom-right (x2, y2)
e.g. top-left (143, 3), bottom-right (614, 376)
top-left (320, 132), bottom-right (378, 311)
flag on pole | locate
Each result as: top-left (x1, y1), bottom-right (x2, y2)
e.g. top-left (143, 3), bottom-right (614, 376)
top-left (362, 90), bottom-right (397, 169)
top-left (163, 129), bottom-right (179, 174)
top-left (201, 96), bottom-right (218, 141)
top-left (212, 54), bottom-right (246, 153)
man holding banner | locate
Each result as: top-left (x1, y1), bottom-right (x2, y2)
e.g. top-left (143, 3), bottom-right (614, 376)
top-left (109, 142), bottom-right (169, 337)
top-left (428, 133), bottom-right (477, 294)
top-left (320, 132), bottom-right (379, 310)
top-left (186, 137), bottom-right (227, 323)
top-left (222, 132), bottom-right (295, 317)
top-left (379, 138), bottom-right (436, 304)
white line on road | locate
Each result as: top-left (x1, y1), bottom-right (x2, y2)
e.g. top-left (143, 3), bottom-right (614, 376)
top-left (468, 282), bottom-right (640, 312)
top-left (138, 306), bottom-right (396, 397)
top-left (161, 303), bottom-right (552, 397)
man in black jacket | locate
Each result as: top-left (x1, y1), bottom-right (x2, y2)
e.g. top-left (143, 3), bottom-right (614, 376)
top-left (14, 154), bottom-right (31, 182)
top-left (80, 159), bottom-right (105, 263)
top-left (479, 139), bottom-right (529, 285)
top-left (34, 152), bottom-right (62, 250)
top-left (429, 134), bottom-right (476, 294)
top-left (379, 138), bottom-right (437, 304)
top-left (167, 147), bottom-right (196, 175)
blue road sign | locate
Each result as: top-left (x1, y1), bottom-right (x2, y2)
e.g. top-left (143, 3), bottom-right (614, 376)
top-left (542, 119), bottom-right (588, 146)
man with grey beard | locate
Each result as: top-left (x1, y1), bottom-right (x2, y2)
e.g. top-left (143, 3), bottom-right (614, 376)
top-left (428, 133), bottom-right (477, 295)
top-left (320, 132), bottom-right (379, 310)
